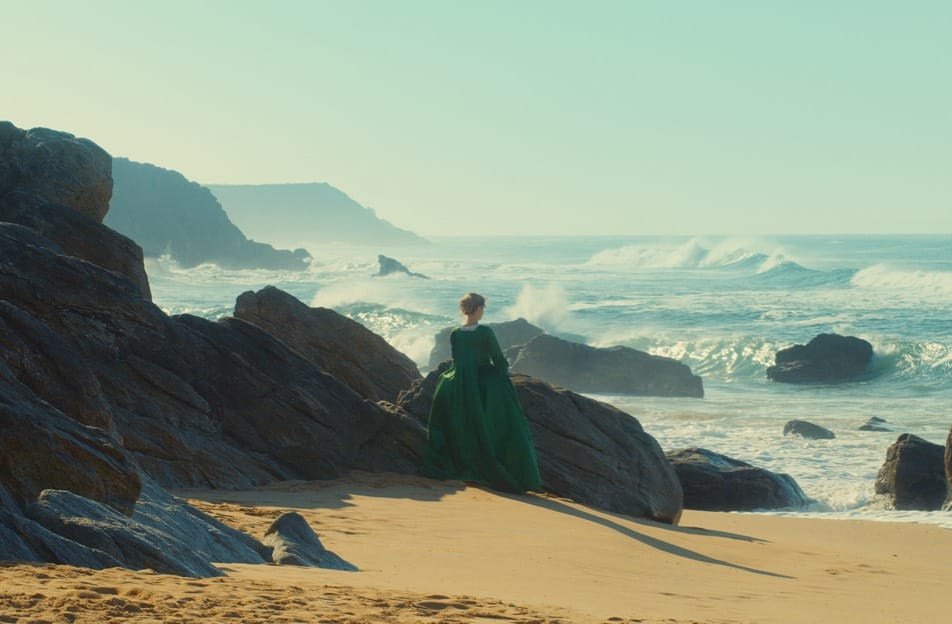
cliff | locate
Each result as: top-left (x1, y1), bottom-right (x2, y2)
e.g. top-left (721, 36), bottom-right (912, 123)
top-left (106, 158), bottom-right (311, 270)
top-left (207, 183), bottom-right (426, 247)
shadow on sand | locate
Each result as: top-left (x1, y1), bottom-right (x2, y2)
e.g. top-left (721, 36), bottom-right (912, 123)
top-left (516, 493), bottom-right (793, 579)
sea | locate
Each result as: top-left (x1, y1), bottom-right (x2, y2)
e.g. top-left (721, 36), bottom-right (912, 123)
top-left (145, 234), bottom-right (952, 528)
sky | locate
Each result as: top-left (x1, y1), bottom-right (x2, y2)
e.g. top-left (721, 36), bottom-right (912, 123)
top-left (3, 0), bottom-right (950, 237)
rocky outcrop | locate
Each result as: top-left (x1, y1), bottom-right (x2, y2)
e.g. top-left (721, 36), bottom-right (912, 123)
top-left (665, 448), bottom-right (810, 511)
top-left (0, 355), bottom-right (140, 515)
top-left (1, 192), bottom-right (424, 493)
top-left (1, 123), bottom-right (431, 575)
top-left (508, 334), bottom-right (704, 398)
top-left (0, 122), bottom-right (112, 222)
top-left (398, 364), bottom-right (683, 524)
top-left (234, 286), bottom-right (421, 403)
top-left (783, 420), bottom-right (835, 440)
top-left (944, 427), bottom-right (952, 511)
top-left (875, 434), bottom-right (947, 510)
top-left (263, 512), bottom-right (357, 570)
top-left (107, 157), bottom-right (311, 270)
top-left (428, 318), bottom-right (544, 370)
top-left (767, 333), bottom-right (873, 383)
top-left (1, 475), bottom-right (269, 578)
top-left (376, 254), bottom-right (428, 278)
top-left (0, 122), bottom-right (149, 298)
top-left (859, 417), bottom-right (891, 432)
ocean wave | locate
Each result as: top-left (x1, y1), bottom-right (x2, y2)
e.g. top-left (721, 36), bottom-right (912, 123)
top-left (584, 237), bottom-right (795, 272)
top-left (851, 264), bottom-right (952, 300)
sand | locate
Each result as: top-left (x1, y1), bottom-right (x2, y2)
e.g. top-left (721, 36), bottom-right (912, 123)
top-left (2, 471), bottom-right (950, 623)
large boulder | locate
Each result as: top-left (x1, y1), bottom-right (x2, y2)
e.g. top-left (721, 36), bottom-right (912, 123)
top-left (875, 434), bottom-right (947, 510)
top-left (26, 489), bottom-right (223, 577)
top-left (262, 512), bottom-right (357, 570)
top-left (428, 318), bottom-right (544, 370)
top-left (1, 200), bottom-right (425, 491)
top-left (0, 122), bottom-right (112, 222)
top-left (665, 448), bottom-right (810, 511)
top-left (234, 285), bottom-right (421, 403)
top-left (509, 334), bottom-right (704, 398)
top-left (376, 254), bottom-right (428, 278)
top-left (398, 364), bottom-right (683, 524)
top-left (0, 190), bottom-right (151, 299)
top-left (783, 420), bottom-right (835, 440)
top-left (767, 333), bottom-right (873, 383)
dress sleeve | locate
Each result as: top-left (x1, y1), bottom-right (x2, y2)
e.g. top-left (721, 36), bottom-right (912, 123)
top-left (449, 329), bottom-right (458, 362)
top-left (486, 327), bottom-right (509, 375)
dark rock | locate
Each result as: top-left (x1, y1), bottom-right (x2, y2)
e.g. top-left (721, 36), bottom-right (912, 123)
top-left (767, 333), bottom-right (873, 384)
top-left (783, 420), bottom-right (835, 440)
top-left (106, 157), bottom-right (311, 270)
top-left (859, 417), bottom-right (891, 432)
top-left (875, 434), bottom-right (946, 510)
top-left (398, 364), bottom-right (683, 524)
top-left (131, 475), bottom-right (268, 564)
top-left (944, 427), bottom-right (951, 511)
top-left (1, 202), bottom-right (424, 491)
top-left (376, 254), bottom-right (428, 278)
top-left (0, 356), bottom-right (141, 515)
top-left (665, 448), bottom-right (810, 511)
top-left (262, 512), bottom-right (357, 570)
top-left (26, 489), bottom-right (223, 577)
top-left (0, 123), bottom-right (112, 222)
top-left (1, 506), bottom-right (124, 569)
top-left (0, 190), bottom-right (151, 299)
top-left (234, 286), bottom-right (421, 403)
top-left (428, 318), bottom-right (545, 370)
top-left (508, 334), bottom-right (703, 398)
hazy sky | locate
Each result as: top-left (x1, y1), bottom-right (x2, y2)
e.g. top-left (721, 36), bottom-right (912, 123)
top-left (4, 1), bottom-right (950, 236)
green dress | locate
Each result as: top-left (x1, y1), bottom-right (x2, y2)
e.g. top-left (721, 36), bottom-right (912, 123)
top-left (424, 324), bottom-right (542, 493)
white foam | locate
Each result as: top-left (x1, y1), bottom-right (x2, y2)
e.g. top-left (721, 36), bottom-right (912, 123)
top-left (501, 283), bottom-right (570, 332)
top-left (851, 264), bottom-right (952, 300)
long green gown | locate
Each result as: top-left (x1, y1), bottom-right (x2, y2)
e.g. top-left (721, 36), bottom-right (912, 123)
top-left (424, 324), bottom-right (542, 493)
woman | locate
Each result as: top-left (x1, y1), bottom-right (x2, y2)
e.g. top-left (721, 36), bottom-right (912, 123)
top-left (424, 292), bottom-right (542, 493)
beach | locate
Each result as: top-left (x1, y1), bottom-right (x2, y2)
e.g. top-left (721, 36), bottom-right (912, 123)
top-left (3, 471), bottom-right (949, 623)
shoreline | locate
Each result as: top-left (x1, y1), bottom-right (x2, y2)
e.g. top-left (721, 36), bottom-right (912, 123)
top-left (7, 472), bottom-right (949, 623)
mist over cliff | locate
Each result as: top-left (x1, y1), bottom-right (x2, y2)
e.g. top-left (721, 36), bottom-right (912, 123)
top-left (107, 158), bottom-right (310, 270)
top-left (207, 183), bottom-right (427, 248)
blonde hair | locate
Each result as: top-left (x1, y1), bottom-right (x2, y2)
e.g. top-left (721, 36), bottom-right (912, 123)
top-left (459, 292), bottom-right (486, 315)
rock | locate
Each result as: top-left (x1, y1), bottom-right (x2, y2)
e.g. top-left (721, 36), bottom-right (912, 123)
top-left (665, 448), bottom-right (810, 511)
top-left (106, 157), bottom-right (311, 270)
top-left (508, 334), bottom-right (704, 398)
top-left (1, 196), bottom-right (425, 491)
top-left (859, 416), bottom-right (890, 432)
top-left (428, 318), bottom-right (545, 370)
top-left (1, 506), bottom-right (124, 570)
top-left (875, 434), bottom-right (946, 510)
top-left (376, 254), bottom-right (428, 278)
top-left (0, 355), bottom-right (141, 515)
top-left (944, 427), bottom-right (952, 511)
top-left (131, 475), bottom-right (268, 564)
top-left (767, 333), bottom-right (873, 383)
top-left (783, 420), bottom-right (835, 440)
top-left (0, 190), bottom-right (151, 299)
top-left (398, 364), bottom-right (683, 524)
top-left (262, 512), bottom-right (357, 570)
top-left (0, 122), bottom-right (112, 222)
top-left (26, 489), bottom-right (223, 577)
top-left (234, 286), bottom-right (421, 402)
